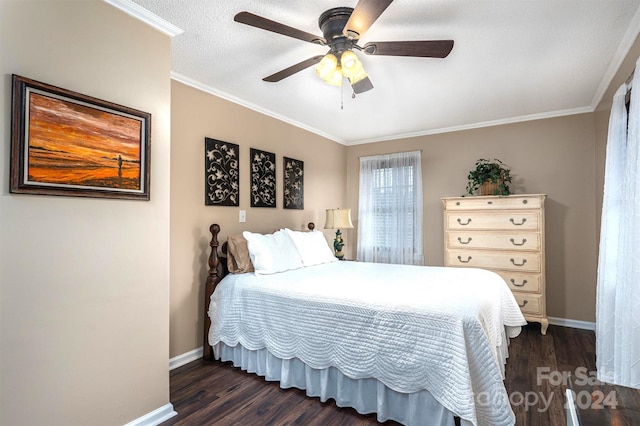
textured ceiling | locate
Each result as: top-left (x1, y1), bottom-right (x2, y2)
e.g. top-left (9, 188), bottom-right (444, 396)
top-left (127, 0), bottom-right (640, 145)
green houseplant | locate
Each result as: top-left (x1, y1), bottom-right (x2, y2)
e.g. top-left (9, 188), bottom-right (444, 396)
top-left (466, 158), bottom-right (512, 196)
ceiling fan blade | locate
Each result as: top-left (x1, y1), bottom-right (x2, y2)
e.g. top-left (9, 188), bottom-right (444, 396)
top-left (351, 76), bottom-right (374, 94)
top-left (263, 56), bottom-right (324, 82)
top-left (235, 12), bottom-right (325, 45)
top-left (343, 0), bottom-right (393, 40)
top-left (363, 40), bottom-right (454, 58)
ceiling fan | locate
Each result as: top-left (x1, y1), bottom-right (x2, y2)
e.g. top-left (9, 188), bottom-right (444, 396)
top-left (234, 0), bottom-right (454, 95)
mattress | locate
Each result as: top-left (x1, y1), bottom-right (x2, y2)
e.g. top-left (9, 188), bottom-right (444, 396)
top-left (209, 261), bottom-right (526, 425)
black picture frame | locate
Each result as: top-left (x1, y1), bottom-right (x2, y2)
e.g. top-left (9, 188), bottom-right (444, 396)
top-left (10, 74), bottom-right (151, 200)
top-left (283, 157), bottom-right (304, 210)
top-left (205, 138), bottom-right (239, 206)
top-left (250, 148), bottom-right (276, 208)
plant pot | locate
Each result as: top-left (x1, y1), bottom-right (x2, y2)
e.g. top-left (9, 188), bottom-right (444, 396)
top-left (480, 180), bottom-right (502, 196)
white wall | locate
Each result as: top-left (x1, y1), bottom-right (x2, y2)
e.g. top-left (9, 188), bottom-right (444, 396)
top-left (0, 1), bottom-right (172, 424)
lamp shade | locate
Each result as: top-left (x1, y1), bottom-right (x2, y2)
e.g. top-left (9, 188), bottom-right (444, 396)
top-left (324, 66), bottom-right (343, 86)
top-left (315, 53), bottom-right (338, 80)
top-left (340, 51), bottom-right (361, 78)
top-left (340, 50), bottom-right (358, 71)
top-left (324, 208), bottom-right (354, 229)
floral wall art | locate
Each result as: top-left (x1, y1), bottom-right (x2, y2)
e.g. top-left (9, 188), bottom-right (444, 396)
top-left (250, 148), bottom-right (276, 208)
top-left (283, 157), bottom-right (304, 210)
top-left (204, 138), bottom-right (239, 206)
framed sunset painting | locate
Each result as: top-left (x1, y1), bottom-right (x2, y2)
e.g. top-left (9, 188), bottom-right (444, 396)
top-left (10, 75), bottom-right (151, 200)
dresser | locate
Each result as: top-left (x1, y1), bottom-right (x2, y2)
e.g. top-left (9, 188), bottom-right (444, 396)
top-left (442, 194), bottom-right (548, 334)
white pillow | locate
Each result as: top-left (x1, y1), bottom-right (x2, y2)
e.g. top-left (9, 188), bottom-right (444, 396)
top-left (242, 230), bottom-right (303, 275)
top-left (285, 228), bottom-right (338, 266)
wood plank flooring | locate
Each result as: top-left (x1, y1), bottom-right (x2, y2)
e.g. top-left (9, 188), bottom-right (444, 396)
top-left (162, 324), bottom-right (640, 425)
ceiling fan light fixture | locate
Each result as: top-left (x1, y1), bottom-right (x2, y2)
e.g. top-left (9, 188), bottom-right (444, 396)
top-left (315, 53), bottom-right (338, 80)
top-left (324, 65), bottom-right (343, 86)
top-left (340, 51), bottom-right (365, 80)
top-left (340, 50), bottom-right (358, 69)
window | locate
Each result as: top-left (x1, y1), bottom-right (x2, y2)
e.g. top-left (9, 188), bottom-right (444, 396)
top-left (357, 151), bottom-right (423, 265)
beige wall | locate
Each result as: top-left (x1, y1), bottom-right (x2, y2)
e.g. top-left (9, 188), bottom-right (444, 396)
top-left (170, 80), bottom-right (346, 357)
top-left (346, 114), bottom-right (598, 322)
top-left (0, 1), bottom-right (171, 425)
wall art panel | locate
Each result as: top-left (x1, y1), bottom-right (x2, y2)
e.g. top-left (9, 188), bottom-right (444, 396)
top-left (250, 148), bottom-right (276, 208)
top-left (205, 138), bottom-right (239, 206)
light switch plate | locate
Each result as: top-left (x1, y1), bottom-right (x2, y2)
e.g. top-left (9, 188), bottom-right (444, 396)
top-left (239, 210), bottom-right (246, 223)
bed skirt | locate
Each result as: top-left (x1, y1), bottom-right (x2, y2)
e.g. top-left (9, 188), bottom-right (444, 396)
top-left (214, 341), bottom-right (473, 426)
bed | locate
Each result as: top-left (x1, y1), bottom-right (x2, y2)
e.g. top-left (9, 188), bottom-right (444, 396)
top-left (203, 223), bottom-right (527, 426)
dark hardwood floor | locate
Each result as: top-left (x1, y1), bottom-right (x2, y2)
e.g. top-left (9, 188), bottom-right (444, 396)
top-left (162, 324), bottom-right (640, 425)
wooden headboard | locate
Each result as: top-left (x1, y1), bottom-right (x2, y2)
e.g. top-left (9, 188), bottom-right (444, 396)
top-left (203, 222), bottom-right (316, 360)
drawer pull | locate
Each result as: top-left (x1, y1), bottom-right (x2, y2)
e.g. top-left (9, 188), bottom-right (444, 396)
top-left (457, 237), bottom-right (473, 245)
top-left (510, 279), bottom-right (528, 287)
top-left (457, 218), bottom-right (472, 226)
top-left (457, 255), bottom-right (472, 263)
top-left (487, 201), bottom-right (493, 204)
top-left (518, 300), bottom-right (528, 308)
top-left (510, 258), bottom-right (527, 267)
top-left (510, 218), bottom-right (527, 226)
top-left (510, 238), bottom-right (527, 246)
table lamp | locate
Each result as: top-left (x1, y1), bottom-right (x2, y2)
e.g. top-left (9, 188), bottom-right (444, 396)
top-left (324, 208), bottom-right (354, 259)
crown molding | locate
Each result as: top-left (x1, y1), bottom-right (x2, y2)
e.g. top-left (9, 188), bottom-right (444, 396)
top-left (172, 72), bottom-right (595, 147)
top-left (171, 72), bottom-right (346, 145)
top-left (590, 3), bottom-right (640, 109)
top-left (103, 0), bottom-right (184, 37)
top-left (346, 106), bottom-right (593, 146)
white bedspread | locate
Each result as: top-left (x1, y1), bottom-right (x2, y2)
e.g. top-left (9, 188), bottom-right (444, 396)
top-left (209, 261), bottom-right (526, 426)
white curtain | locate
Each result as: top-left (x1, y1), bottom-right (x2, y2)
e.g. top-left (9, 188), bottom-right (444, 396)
top-left (357, 151), bottom-right (423, 265)
top-left (596, 69), bottom-right (640, 389)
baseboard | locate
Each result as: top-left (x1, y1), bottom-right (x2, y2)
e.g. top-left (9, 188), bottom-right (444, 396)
top-left (124, 403), bottom-right (176, 426)
top-left (548, 316), bottom-right (596, 331)
top-left (169, 346), bottom-right (203, 370)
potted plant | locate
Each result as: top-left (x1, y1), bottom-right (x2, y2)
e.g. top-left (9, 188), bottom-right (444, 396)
top-left (466, 158), bottom-right (512, 196)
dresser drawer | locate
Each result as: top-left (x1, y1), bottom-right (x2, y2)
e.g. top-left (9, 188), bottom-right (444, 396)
top-left (443, 195), bottom-right (544, 211)
top-left (493, 271), bottom-right (541, 293)
top-left (514, 293), bottom-right (543, 316)
top-left (446, 250), bottom-right (541, 272)
top-left (446, 212), bottom-right (540, 231)
top-left (447, 231), bottom-right (541, 251)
